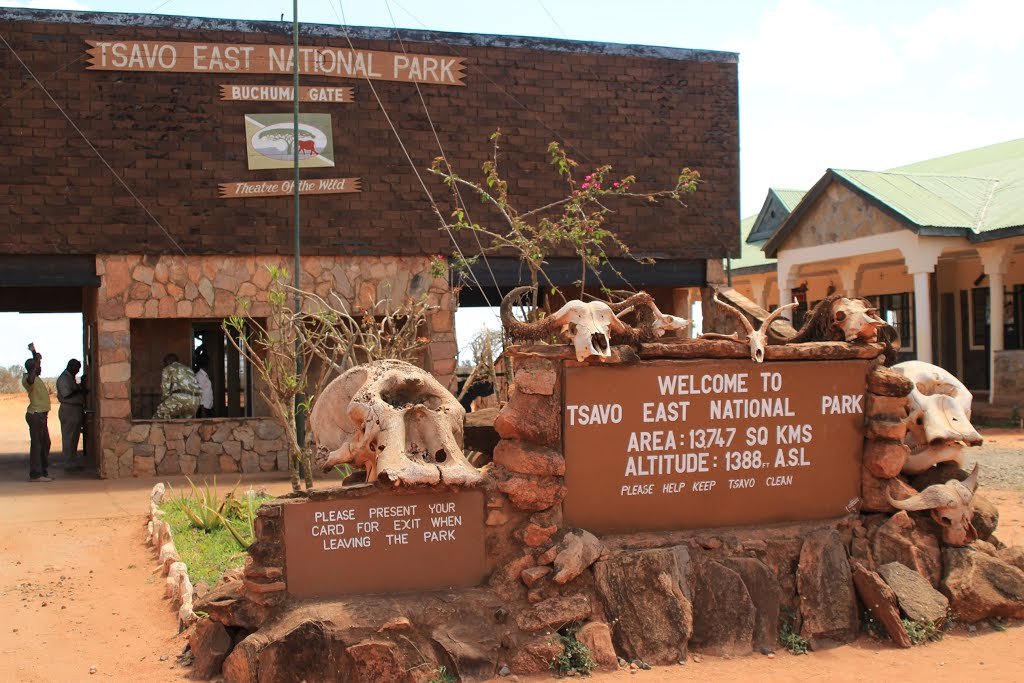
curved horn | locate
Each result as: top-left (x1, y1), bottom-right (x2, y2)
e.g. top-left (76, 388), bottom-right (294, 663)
top-left (961, 463), bottom-right (980, 493)
top-left (500, 286), bottom-right (561, 341)
top-left (713, 291), bottom-right (754, 335)
top-left (760, 301), bottom-right (798, 334)
top-left (608, 291), bottom-right (653, 314)
top-left (889, 485), bottom-right (959, 512)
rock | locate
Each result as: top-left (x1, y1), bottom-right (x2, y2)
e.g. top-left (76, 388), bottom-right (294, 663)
top-left (345, 640), bottom-right (408, 682)
top-left (877, 562), bottom-right (949, 624)
top-left (860, 471), bottom-right (917, 513)
top-left (721, 557), bottom-right (782, 654)
top-left (866, 393), bottom-right (909, 421)
top-left (497, 475), bottom-right (566, 512)
top-left (863, 440), bottom-right (909, 479)
top-left (521, 523), bottom-right (558, 548)
top-left (850, 562), bottom-right (911, 648)
top-left (593, 549), bottom-right (692, 665)
top-left (513, 360), bottom-right (557, 395)
top-left (999, 546), bottom-right (1024, 573)
top-left (464, 407), bottom-right (500, 459)
top-left (515, 594), bottom-right (592, 632)
top-left (509, 635), bottom-right (564, 675)
top-left (906, 462), bottom-right (968, 490)
top-left (690, 560), bottom-right (755, 656)
top-left (552, 529), bottom-right (604, 585)
top-left (240, 452), bottom-right (260, 474)
top-left (797, 529), bottom-right (858, 650)
top-left (867, 368), bottom-right (914, 397)
top-left (576, 622), bottom-right (618, 671)
top-left (972, 493), bottom-right (999, 541)
top-left (485, 509), bottom-right (508, 527)
top-left (376, 617), bottom-right (412, 632)
top-left (494, 392), bottom-right (560, 446)
top-left (520, 566), bottom-right (552, 587)
top-left (872, 511), bottom-right (943, 587)
top-left (493, 440), bottom-right (565, 476)
top-left (865, 418), bottom-right (908, 442)
top-left (188, 618), bottom-right (233, 679)
top-left (942, 546), bottom-right (1024, 622)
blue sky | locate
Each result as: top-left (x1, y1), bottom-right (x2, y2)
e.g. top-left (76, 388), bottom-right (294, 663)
top-left (2, 0), bottom-right (1022, 369)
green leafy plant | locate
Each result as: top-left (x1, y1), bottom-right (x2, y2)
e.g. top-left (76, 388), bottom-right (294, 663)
top-left (779, 610), bottom-right (809, 655)
top-left (902, 618), bottom-right (944, 645)
top-left (173, 477), bottom-right (238, 533)
top-left (551, 623), bottom-right (597, 676)
top-left (427, 666), bottom-right (457, 683)
top-left (216, 487), bottom-right (260, 550)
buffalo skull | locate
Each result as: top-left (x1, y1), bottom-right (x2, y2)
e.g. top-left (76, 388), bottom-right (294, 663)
top-left (832, 298), bottom-right (887, 342)
top-left (309, 359), bottom-right (482, 486)
top-left (889, 464), bottom-right (980, 546)
top-left (500, 286), bottom-right (628, 362)
top-left (892, 360), bottom-right (983, 475)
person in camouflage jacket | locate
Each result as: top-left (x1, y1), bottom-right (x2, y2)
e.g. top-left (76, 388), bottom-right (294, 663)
top-left (153, 353), bottom-right (200, 419)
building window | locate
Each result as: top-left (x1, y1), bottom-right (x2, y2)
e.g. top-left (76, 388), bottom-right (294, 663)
top-left (130, 318), bottom-right (259, 420)
top-left (969, 287), bottom-right (989, 350)
top-left (874, 293), bottom-right (915, 351)
top-left (1005, 286), bottom-right (1021, 350)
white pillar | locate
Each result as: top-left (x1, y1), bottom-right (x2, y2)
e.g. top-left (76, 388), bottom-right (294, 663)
top-left (837, 264), bottom-right (862, 298)
top-left (752, 276), bottom-right (771, 310)
top-left (912, 271), bottom-right (933, 364)
top-left (979, 246), bottom-right (1011, 403)
top-left (776, 260), bottom-right (798, 322)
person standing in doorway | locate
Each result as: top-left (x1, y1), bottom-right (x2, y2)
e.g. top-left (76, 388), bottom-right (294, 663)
top-left (56, 358), bottom-right (87, 472)
top-left (194, 356), bottom-right (214, 418)
top-left (23, 343), bottom-right (52, 482)
top-left (153, 353), bottom-right (200, 419)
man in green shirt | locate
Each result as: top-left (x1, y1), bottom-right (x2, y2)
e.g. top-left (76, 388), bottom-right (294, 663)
top-left (23, 343), bottom-right (52, 482)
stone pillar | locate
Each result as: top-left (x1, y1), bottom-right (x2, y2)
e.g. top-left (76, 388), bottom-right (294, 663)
top-left (776, 259), bottom-right (798, 322)
top-left (901, 242), bottom-right (944, 366)
top-left (837, 265), bottom-right (862, 298)
top-left (911, 271), bottom-right (933, 364)
top-left (979, 246), bottom-right (1011, 403)
top-left (751, 276), bottom-right (772, 311)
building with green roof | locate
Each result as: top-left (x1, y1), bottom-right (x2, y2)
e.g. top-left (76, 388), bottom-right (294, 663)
top-left (730, 139), bottom-right (1024, 402)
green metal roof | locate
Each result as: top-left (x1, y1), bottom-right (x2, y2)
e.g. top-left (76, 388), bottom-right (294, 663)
top-left (730, 214), bottom-right (775, 272)
top-left (764, 137), bottom-right (1024, 256)
top-left (772, 188), bottom-right (806, 213)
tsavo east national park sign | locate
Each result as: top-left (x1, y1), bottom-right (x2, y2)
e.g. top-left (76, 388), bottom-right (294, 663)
top-left (563, 360), bottom-right (868, 534)
top-left (85, 40), bottom-right (467, 85)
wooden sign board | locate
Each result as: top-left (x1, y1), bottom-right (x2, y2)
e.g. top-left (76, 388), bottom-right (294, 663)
top-left (562, 360), bottom-right (868, 534)
top-left (219, 178), bottom-right (360, 198)
top-left (86, 40), bottom-right (466, 86)
top-left (283, 489), bottom-right (486, 599)
top-left (220, 84), bottom-right (354, 103)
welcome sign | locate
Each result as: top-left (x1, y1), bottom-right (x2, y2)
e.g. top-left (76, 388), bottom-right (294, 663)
top-left (86, 40), bottom-right (467, 86)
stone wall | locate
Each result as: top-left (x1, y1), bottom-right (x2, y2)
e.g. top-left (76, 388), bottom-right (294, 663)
top-left (994, 350), bottom-right (1024, 405)
top-left (95, 253), bottom-right (453, 478)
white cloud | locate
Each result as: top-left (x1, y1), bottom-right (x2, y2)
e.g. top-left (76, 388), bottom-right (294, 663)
top-left (951, 66), bottom-right (992, 91)
top-left (899, 0), bottom-right (1024, 60)
top-left (2, 1), bottom-right (89, 9)
top-left (737, 0), bottom-right (905, 98)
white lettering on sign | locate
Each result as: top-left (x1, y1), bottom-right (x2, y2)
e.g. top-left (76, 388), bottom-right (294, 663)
top-left (626, 430), bottom-right (676, 452)
top-left (565, 403), bottom-right (622, 426)
top-left (624, 452), bottom-right (709, 477)
top-left (657, 372), bottom-right (749, 395)
top-left (821, 394), bottom-right (864, 414)
top-left (642, 401), bottom-right (690, 422)
top-left (709, 397), bottom-right (795, 420)
top-left (369, 504), bottom-right (418, 519)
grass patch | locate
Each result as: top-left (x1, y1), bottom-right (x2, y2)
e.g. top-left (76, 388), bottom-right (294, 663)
top-left (427, 666), bottom-right (458, 683)
top-left (159, 490), bottom-right (274, 587)
top-left (902, 618), bottom-right (944, 645)
top-left (779, 609), bottom-right (809, 655)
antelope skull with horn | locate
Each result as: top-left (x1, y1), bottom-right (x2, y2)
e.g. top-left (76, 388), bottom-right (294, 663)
top-left (700, 292), bottom-right (798, 363)
top-left (888, 464), bottom-right (980, 546)
top-left (500, 286), bottom-right (628, 362)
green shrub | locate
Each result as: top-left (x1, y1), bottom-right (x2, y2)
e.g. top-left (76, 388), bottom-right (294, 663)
top-left (427, 666), bottom-right (457, 683)
top-left (551, 624), bottom-right (597, 676)
top-left (902, 618), bottom-right (943, 645)
top-left (779, 610), bottom-right (809, 655)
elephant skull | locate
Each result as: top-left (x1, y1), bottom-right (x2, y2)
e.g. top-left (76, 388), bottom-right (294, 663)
top-left (309, 359), bottom-right (482, 486)
top-left (892, 361), bottom-right (983, 475)
top-left (889, 465), bottom-right (980, 546)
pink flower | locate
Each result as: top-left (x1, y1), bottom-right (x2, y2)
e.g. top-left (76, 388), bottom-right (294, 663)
top-left (613, 182), bottom-right (620, 188)
top-left (581, 183), bottom-right (590, 190)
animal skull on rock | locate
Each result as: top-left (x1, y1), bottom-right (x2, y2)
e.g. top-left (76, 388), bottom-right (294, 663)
top-left (700, 292), bottom-right (797, 363)
top-left (892, 360), bottom-right (983, 475)
top-left (832, 298), bottom-right (888, 342)
top-left (309, 359), bottom-right (482, 486)
top-left (889, 464), bottom-right (980, 546)
top-left (500, 286), bottom-right (629, 362)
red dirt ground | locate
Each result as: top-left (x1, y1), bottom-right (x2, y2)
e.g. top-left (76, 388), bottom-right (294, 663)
top-left (0, 393), bottom-right (1022, 681)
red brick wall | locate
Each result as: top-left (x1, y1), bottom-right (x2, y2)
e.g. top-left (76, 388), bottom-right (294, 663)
top-left (0, 10), bottom-right (738, 260)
